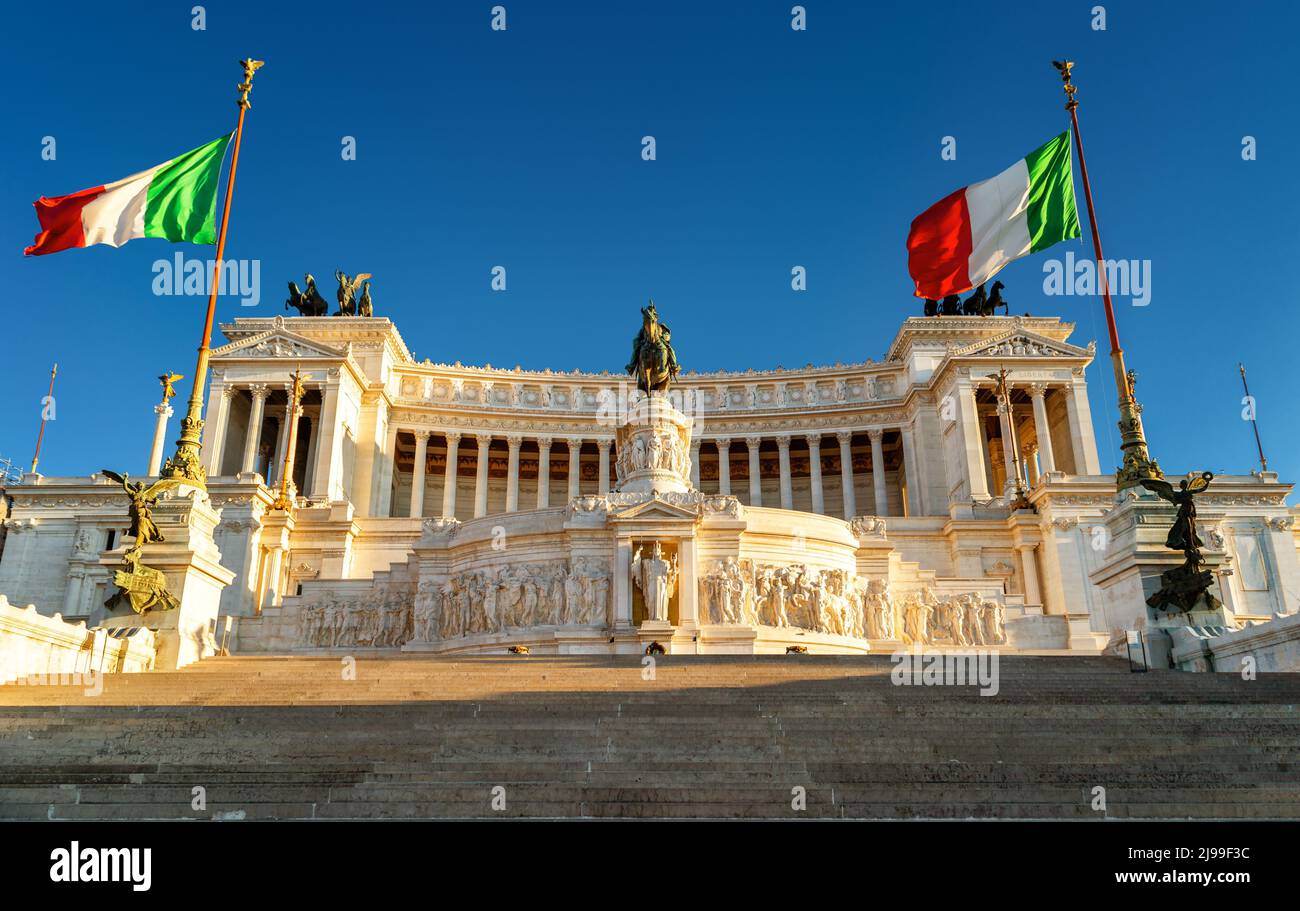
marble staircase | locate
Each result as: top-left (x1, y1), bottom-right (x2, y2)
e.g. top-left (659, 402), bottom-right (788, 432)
top-left (2, 655), bottom-right (1298, 819)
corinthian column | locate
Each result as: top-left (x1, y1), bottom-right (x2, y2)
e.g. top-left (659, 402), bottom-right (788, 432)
top-left (566, 438), bottom-right (582, 501)
top-left (505, 434), bottom-right (522, 512)
top-left (776, 435), bottom-right (793, 510)
top-left (716, 439), bottom-right (732, 495)
top-left (441, 431), bottom-right (461, 517)
top-left (474, 433), bottom-right (492, 518)
top-left (837, 431), bottom-right (856, 519)
top-left (746, 436), bottom-right (763, 507)
top-left (868, 428), bottom-right (888, 516)
top-left (410, 430), bottom-right (430, 517)
top-left (147, 402), bottom-right (174, 476)
top-left (241, 384), bottom-right (269, 475)
top-left (536, 436), bottom-right (552, 508)
top-left (1028, 383), bottom-right (1056, 475)
top-left (597, 439), bottom-right (612, 494)
top-left (805, 434), bottom-right (824, 514)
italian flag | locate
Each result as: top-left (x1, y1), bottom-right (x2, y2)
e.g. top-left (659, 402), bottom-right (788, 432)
top-left (906, 131), bottom-right (1082, 299)
top-left (24, 134), bottom-right (232, 257)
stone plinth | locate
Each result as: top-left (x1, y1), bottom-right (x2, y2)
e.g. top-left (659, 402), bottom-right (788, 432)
top-left (614, 393), bottom-right (693, 495)
top-left (1088, 491), bottom-right (1229, 668)
top-left (97, 489), bottom-right (235, 670)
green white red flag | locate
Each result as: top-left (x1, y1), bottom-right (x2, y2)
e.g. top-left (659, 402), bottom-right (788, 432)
top-left (906, 131), bottom-right (1082, 299)
top-left (23, 134), bottom-right (231, 257)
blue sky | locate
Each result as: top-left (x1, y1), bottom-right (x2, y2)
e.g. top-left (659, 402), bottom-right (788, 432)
top-left (2, 1), bottom-right (1296, 484)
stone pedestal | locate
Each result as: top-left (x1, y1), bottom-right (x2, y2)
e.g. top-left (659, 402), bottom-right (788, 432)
top-left (1088, 491), bottom-right (1229, 668)
top-left (637, 619), bottom-right (676, 653)
top-left (614, 393), bottom-right (694, 495)
top-left (97, 487), bottom-right (235, 670)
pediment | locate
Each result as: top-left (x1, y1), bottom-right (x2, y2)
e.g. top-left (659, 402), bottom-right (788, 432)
top-left (951, 329), bottom-right (1092, 360)
top-left (211, 328), bottom-right (347, 361)
top-left (606, 492), bottom-right (704, 522)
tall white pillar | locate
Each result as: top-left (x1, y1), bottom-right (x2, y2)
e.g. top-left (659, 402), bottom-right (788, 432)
top-left (1028, 383), bottom-right (1056, 475)
top-left (474, 433), bottom-right (492, 518)
top-left (147, 403), bottom-right (173, 476)
top-left (241, 384), bottom-right (269, 475)
top-left (505, 434), bottom-right (522, 512)
top-left (901, 424), bottom-right (922, 516)
top-left (805, 434), bottom-right (824, 514)
top-left (1064, 382), bottom-right (1102, 475)
top-left (868, 428), bottom-right (888, 516)
top-left (201, 381), bottom-right (234, 476)
top-left (837, 431), bottom-right (856, 519)
top-left (689, 441), bottom-right (701, 489)
top-left (1018, 543), bottom-right (1043, 607)
top-left (566, 438), bottom-right (582, 501)
top-left (776, 435), bottom-right (793, 510)
top-left (409, 430), bottom-right (430, 518)
top-left (746, 436), bottom-right (763, 506)
top-left (375, 423), bottom-right (399, 516)
top-left (441, 431), bottom-right (461, 517)
top-left (310, 379), bottom-right (343, 500)
top-left (716, 439), bottom-right (732, 495)
top-left (597, 440), bottom-right (612, 495)
top-left (959, 384), bottom-right (991, 500)
top-left (536, 436), bottom-right (552, 508)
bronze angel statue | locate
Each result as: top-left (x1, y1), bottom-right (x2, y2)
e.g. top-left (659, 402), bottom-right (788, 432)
top-left (101, 470), bottom-right (185, 554)
top-left (1141, 472), bottom-right (1213, 562)
top-left (626, 301), bottom-right (681, 394)
top-left (335, 271), bottom-right (373, 316)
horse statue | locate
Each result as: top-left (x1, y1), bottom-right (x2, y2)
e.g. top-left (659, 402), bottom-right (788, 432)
top-left (962, 283), bottom-right (987, 315)
top-left (940, 294), bottom-right (962, 315)
top-left (923, 298), bottom-right (939, 317)
top-left (285, 274), bottom-right (330, 316)
top-left (625, 300), bottom-right (681, 394)
top-left (986, 280), bottom-right (1009, 315)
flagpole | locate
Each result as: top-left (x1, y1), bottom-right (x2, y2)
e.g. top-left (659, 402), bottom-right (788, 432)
top-left (1238, 363), bottom-right (1268, 473)
top-left (162, 58), bottom-right (264, 484)
top-left (30, 363), bottom-right (58, 474)
top-left (1052, 60), bottom-right (1161, 490)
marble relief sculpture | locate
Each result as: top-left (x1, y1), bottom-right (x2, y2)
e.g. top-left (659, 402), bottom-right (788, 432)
top-left (698, 560), bottom-right (1006, 645)
top-left (299, 558), bottom-right (616, 647)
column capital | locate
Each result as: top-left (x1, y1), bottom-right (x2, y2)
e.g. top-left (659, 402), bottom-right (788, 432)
top-left (154, 403), bottom-right (173, 417)
top-left (443, 430), bottom-right (462, 445)
top-left (836, 430), bottom-right (854, 446)
top-left (248, 383), bottom-right (270, 400)
top-left (475, 433), bottom-right (493, 447)
top-left (566, 437), bottom-right (583, 452)
top-left (775, 434), bottom-right (791, 449)
top-left (536, 435), bottom-right (553, 450)
top-left (1027, 382), bottom-right (1050, 399)
top-left (715, 437), bottom-right (731, 451)
top-left (804, 433), bottom-right (822, 448)
top-left (413, 428), bottom-right (433, 443)
top-left (596, 438), bottom-right (613, 452)
top-left (505, 434), bottom-right (523, 448)
top-left (745, 435), bottom-right (764, 449)
top-left (220, 385), bottom-right (237, 401)
top-left (867, 427), bottom-right (884, 443)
